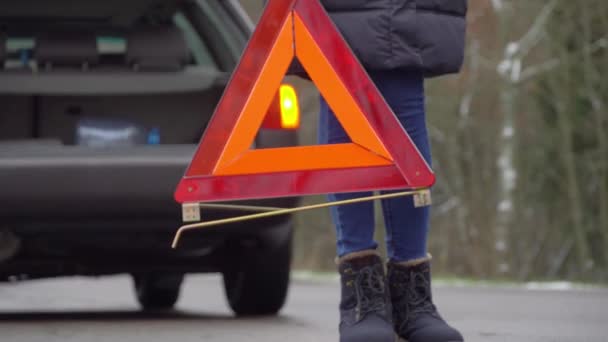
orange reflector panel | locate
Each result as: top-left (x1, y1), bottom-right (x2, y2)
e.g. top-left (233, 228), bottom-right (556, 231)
top-left (279, 84), bottom-right (299, 129)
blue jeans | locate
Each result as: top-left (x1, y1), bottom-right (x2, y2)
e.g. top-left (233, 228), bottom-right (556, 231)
top-left (318, 69), bottom-right (431, 263)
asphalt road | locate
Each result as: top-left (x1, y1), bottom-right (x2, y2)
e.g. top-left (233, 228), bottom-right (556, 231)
top-left (1, 274), bottom-right (607, 342)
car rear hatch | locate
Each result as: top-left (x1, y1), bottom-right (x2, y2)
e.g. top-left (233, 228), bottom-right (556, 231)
top-left (0, 0), bottom-right (235, 219)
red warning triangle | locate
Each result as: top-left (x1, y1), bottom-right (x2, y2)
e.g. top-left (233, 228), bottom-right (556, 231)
top-left (175, 0), bottom-right (435, 203)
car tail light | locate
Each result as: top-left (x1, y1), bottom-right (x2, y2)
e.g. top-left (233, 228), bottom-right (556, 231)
top-left (262, 84), bottom-right (300, 130)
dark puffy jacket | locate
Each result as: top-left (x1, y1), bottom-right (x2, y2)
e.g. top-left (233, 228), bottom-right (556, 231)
top-left (320, 0), bottom-right (468, 77)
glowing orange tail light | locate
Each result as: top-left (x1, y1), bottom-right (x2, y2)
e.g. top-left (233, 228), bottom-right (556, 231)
top-left (262, 84), bottom-right (300, 130)
top-left (279, 84), bottom-right (299, 129)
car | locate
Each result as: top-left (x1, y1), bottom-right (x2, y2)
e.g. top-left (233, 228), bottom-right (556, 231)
top-left (0, 0), bottom-right (301, 315)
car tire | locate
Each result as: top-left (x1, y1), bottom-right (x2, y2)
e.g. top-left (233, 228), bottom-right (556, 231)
top-left (133, 274), bottom-right (184, 311)
top-left (222, 228), bottom-right (292, 316)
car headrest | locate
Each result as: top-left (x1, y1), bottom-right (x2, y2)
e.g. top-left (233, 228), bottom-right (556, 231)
top-left (127, 25), bottom-right (189, 71)
top-left (35, 32), bottom-right (99, 69)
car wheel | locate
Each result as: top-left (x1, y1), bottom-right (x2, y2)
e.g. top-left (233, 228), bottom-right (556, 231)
top-left (133, 274), bottom-right (184, 311)
top-left (223, 229), bottom-right (292, 316)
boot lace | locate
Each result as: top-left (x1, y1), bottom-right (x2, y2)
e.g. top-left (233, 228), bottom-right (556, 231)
top-left (406, 271), bottom-right (437, 317)
top-left (353, 264), bottom-right (387, 321)
top-left (393, 268), bottom-right (438, 331)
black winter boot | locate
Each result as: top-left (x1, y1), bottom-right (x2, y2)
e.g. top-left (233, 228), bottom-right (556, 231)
top-left (338, 251), bottom-right (396, 342)
top-left (388, 256), bottom-right (463, 342)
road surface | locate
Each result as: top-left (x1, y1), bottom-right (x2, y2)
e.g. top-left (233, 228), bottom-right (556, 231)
top-left (1, 274), bottom-right (607, 341)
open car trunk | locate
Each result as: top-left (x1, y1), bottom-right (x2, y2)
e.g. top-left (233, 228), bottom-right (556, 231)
top-left (0, 0), bottom-right (241, 219)
top-left (0, 82), bottom-right (227, 215)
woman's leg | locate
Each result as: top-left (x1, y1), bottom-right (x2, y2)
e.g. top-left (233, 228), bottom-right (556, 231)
top-left (370, 70), bottom-right (432, 263)
top-left (366, 70), bottom-right (464, 342)
top-left (320, 86), bottom-right (394, 342)
top-left (318, 97), bottom-right (377, 258)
